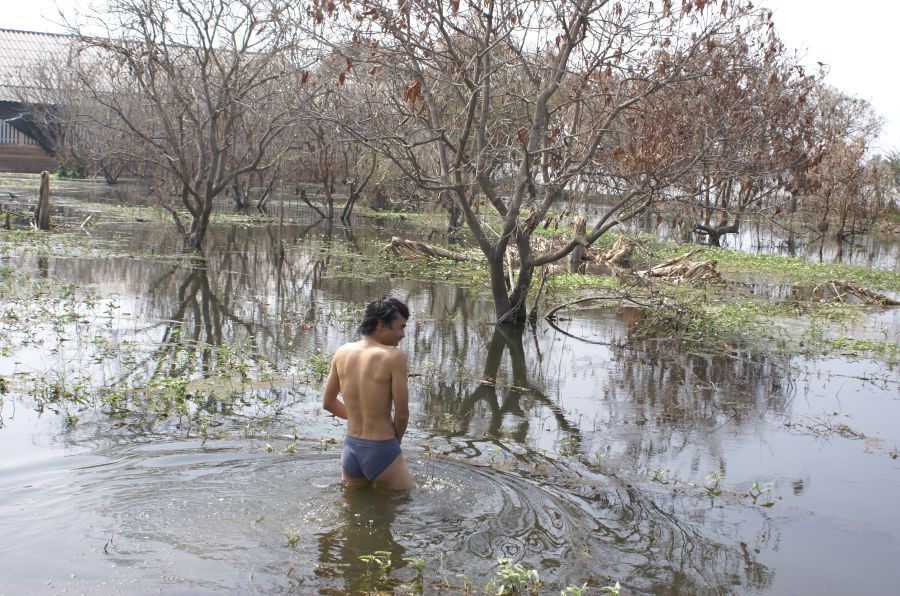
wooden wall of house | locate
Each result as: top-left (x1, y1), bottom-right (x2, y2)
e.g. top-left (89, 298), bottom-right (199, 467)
top-left (0, 144), bottom-right (56, 173)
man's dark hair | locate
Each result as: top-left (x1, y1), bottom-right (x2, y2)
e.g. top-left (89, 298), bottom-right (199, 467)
top-left (358, 297), bottom-right (410, 335)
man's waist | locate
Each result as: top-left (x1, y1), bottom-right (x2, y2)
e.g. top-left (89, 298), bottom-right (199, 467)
top-left (344, 435), bottom-right (399, 446)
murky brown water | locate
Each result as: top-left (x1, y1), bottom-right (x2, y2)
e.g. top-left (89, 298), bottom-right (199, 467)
top-left (1, 176), bottom-right (899, 594)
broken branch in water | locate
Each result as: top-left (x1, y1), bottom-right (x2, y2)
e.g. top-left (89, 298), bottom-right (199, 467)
top-left (382, 237), bottom-right (469, 261)
top-left (636, 249), bottom-right (722, 284)
top-left (811, 280), bottom-right (899, 306)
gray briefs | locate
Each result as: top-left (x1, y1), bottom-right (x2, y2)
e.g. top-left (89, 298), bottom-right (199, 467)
top-left (341, 435), bottom-right (402, 481)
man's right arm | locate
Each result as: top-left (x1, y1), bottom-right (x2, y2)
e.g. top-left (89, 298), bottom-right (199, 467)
top-left (390, 350), bottom-right (410, 442)
top-left (322, 353), bottom-right (348, 420)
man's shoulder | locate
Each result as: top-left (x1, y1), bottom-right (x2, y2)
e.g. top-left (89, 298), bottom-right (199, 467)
top-left (333, 341), bottom-right (361, 358)
top-left (366, 343), bottom-right (406, 363)
top-left (384, 346), bottom-right (407, 365)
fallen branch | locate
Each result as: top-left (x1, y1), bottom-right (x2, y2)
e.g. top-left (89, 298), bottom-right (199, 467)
top-left (636, 249), bottom-right (722, 284)
top-left (544, 294), bottom-right (647, 321)
top-left (812, 280), bottom-right (900, 306)
top-left (382, 236), bottom-right (469, 261)
top-left (643, 248), bottom-right (703, 272)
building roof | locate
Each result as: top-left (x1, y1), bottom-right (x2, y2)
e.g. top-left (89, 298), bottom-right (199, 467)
top-left (0, 28), bottom-right (74, 102)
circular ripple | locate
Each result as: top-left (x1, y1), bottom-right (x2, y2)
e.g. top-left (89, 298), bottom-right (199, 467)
top-left (1, 440), bottom-right (603, 593)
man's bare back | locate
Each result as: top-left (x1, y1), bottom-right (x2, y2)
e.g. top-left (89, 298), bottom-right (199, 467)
top-left (322, 297), bottom-right (414, 491)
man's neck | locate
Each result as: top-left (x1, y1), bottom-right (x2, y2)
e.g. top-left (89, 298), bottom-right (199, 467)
top-left (362, 334), bottom-right (387, 347)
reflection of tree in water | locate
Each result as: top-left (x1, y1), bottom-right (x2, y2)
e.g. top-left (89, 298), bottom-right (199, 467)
top-left (419, 324), bottom-right (576, 453)
top-left (315, 487), bottom-right (407, 593)
top-left (412, 318), bottom-right (777, 592)
top-left (139, 223), bottom-right (337, 379)
top-left (605, 339), bottom-right (794, 464)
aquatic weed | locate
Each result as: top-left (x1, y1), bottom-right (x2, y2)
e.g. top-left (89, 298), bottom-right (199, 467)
top-left (285, 527), bottom-right (300, 547)
top-left (306, 350), bottom-right (332, 380)
top-left (559, 434), bottom-right (580, 457)
top-left (600, 581), bottom-right (622, 595)
top-left (359, 550), bottom-right (393, 588)
top-left (649, 467), bottom-right (671, 484)
top-left (746, 481), bottom-right (775, 507)
top-left (403, 556), bottom-right (425, 591)
top-left (485, 558), bottom-right (541, 595)
top-left (704, 470), bottom-right (723, 496)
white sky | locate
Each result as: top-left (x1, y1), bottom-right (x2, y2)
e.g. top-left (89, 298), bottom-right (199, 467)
top-left (4, 0), bottom-right (900, 152)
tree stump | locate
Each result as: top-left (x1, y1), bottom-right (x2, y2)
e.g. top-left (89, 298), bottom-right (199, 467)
top-left (569, 216), bottom-right (587, 273)
top-left (34, 171), bottom-right (51, 230)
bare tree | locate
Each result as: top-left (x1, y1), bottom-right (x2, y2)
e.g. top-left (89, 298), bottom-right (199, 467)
top-left (314, 0), bottom-right (770, 323)
top-left (286, 53), bottom-right (380, 221)
top-left (67, 0), bottom-right (313, 250)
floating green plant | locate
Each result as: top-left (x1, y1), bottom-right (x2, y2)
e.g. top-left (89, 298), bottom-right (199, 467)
top-left (285, 527), bottom-right (300, 547)
top-left (485, 558), bottom-right (541, 595)
top-left (359, 550), bottom-right (393, 588)
top-left (746, 481), bottom-right (775, 507)
top-left (704, 470), bottom-right (723, 496)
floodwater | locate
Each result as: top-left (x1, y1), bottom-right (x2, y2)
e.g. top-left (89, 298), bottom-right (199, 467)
top-left (0, 177), bottom-right (899, 594)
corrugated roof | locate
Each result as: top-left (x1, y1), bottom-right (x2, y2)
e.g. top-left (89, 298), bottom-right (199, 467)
top-left (0, 28), bottom-right (75, 102)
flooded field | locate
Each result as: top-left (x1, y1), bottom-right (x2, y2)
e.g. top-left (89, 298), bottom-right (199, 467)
top-left (1, 176), bottom-right (898, 594)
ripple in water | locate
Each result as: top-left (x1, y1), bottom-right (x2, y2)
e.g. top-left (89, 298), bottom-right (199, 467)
top-left (0, 439), bottom-right (605, 592)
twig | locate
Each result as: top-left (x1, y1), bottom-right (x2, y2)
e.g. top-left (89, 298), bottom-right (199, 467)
top-left (544, 295), bottom-right (624, 320)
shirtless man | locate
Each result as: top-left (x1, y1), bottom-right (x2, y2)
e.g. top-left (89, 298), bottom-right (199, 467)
top-left (322, 297), bottom-right (415, 491)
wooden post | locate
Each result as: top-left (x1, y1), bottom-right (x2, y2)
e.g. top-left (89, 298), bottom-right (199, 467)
top-left (34, 171), bottom-right (51, 230)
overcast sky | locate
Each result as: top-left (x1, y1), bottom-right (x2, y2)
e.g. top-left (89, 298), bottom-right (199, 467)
top-left (5, 0), bottom-right (900, 152)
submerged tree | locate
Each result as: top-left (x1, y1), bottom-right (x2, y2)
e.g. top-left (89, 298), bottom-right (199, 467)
top-left (313, 0), bottom-right (778, 323)
top-left (68, 0), bottom-right (314, 250)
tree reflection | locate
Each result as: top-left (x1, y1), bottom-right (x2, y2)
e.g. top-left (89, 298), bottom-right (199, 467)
top-left (603, 338), bottom-right (794, 469)
top-left (420, 324), bottom-right (576, 451)
top-left (412, 314), bottom-right (781, 593)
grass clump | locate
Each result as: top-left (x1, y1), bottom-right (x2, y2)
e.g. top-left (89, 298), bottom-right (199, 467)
top-left (709, 248), bottom-right (900, 291)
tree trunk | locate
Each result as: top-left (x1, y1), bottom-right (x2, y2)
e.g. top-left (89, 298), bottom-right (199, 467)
top-left (497, 235), bottom-right (535, 325)
top-left (184, 200), bottom-right (213, 251)
top-left (340, 181), bottom-right (357, 222)
top-left (442, 190), bottom-right (463, 235)
top-left (487, 254), bottom-right (515, 323)
top-left (300, 188), bottom-right (328, 219)
top-left (696, 220), bottom-right (739, 247)
top-left (101, 162), bottom-right (123, 185)
top-left (34, 171), bottom-right (51, 230)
